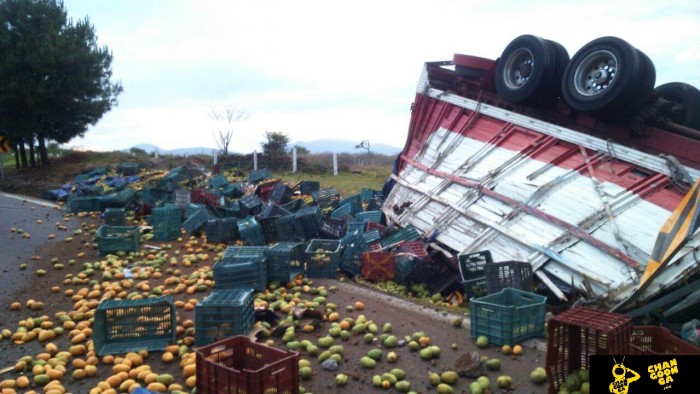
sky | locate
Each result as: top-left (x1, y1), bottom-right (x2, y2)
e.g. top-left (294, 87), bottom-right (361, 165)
top-left (61, 0), bottom-right (700, 154)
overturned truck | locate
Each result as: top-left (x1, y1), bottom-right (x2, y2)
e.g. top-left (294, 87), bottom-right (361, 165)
top-left (382, 35), bottom-right (700, 317)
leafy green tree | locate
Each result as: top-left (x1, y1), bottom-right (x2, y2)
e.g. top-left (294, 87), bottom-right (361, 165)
top-left (261, 131), bottom-right (290, 158)
top-left (291, 145), bottom-right (310, 154)
top-left (0, 0), bottom-right (123, 168)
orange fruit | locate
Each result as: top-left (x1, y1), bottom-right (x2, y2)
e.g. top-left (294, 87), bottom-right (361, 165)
top-left (513, 344), bottom-right (523, 356)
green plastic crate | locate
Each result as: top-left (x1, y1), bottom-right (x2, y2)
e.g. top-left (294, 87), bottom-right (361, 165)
top-left (274, 214), bottom-right (305, 242)
top-left (103, 208), bottom-right (126, 226)
top-left (67, 196), bottom-right (102, 213)
top-left (93, 296), bottom-right (176, 356)
top-left (195, 288), bottom-right (255, 346)
top-left (295, 205), bottom-right (323, 240)
top-left (265, 242), bottom-right (305, 283)
top-left (380, 224), bottom-right (421, 248)
top-left (223, 245), bottom-right (269, 259)
top-left (305, 239), bottom-right (341, 278)
top-left (151, 206), bottom-right (182, 241)
top-left (96, 225), bottom-right (140, 255)
top-left (237, 217), bottom-right (265, 246)
top-left (469, 288), bottom-right (546, 346)
top-left (213, 256), bottom-right (267, 291)
top-left (331, 201), bottom-right (362, 219)
top-left (205, 218), bottom-right (239, 243)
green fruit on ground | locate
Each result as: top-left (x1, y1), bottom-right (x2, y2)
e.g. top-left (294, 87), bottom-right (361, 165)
top-left (477, 376), bottom-right (490, 389)
top-left (329, 345), bottom-right (344, 355)
top-left (428, 345), bottom-right (441, 358)
top-left (450, 343), bottom-right (458, 350)
top-left (329, 327), bottom-right (341, 337)
top-left (383, 335), bottom-right (398, 348)
top-left (469, 382), bottom-right (484, 394)
top-left (408, 341), bottom-right (420, 351)
top-left (364, 333), bottom-right (375, 344)
top-left (419, 347), bottom-right (433, 360)
top-left (298, 359), bottom-right (312, 368)
top-left (372, 375), bottom-right (383, 387)
top-left (360, 356), bottom-right (377, 368)
top-left (437, 383), bottom-right (454, 394)
top-left (367, 348), bottom-right (383, 361)
top-left (440, 371), bottom-right (459, 385)
top-left (578, 369), bottom-right (590, 383)
top-left (566, 372), bottom-right (581, 391)
top-left (452, 318), bottom-right (462, 327)
top-left (387, 351), bottom-right (398, 362)
top-left (429, 372), bottom-right (441, 386)
top-left (485, 358), bottom-right (501, 370)
top-left (476, 335), bottom-right (489, 348)
top-left (395, 380), bottom-right (411, 393)
top-left (336, 373), bottom-right (348, 386)
top-left (390, 368), bottom-right (406, 380)
top-left (531, 368), bottom-right (547, 384)
top-left (299, 367), bottom-right (312, 380)
top-left (318, 351), bottom-right (331, 362)
top-left (497, 375), bottom-right (513, 389)
top-left (581, 381), bottom-right (590, 394)
top-left (381, 373), bottom-right (398, 386)
top-left (318, 336), bottom-right (334, 348)
top-left (383, 322), bottom-right (393, 333)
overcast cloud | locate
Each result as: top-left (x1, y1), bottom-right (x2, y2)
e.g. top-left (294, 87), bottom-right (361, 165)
top-left (62, 0), bottom-right (700, 153)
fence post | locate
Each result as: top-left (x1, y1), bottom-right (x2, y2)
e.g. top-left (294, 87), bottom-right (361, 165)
top-left (253, 150), bottom-right (258, 171)
top-left (333, 153), bottom-right (338, 176)
top-left (292, 147), bottom-right (297, 173)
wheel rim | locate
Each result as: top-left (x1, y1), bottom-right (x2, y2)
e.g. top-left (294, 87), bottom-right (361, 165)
top-left (502, 47), bottom-right (535, 90)
top-left (573, 49), bottom-right (618, 96)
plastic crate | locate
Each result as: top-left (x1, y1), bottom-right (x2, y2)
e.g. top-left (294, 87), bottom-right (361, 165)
top-left (305, 239), bottom-right (341, 278)
top-left (362, 228), bottom-right (382, 245)
top-left (258, 203), bottom-right (291, 219)
top-left (196, 335), bottom-right (299, 394)
top-left (546, 307), bottom-right (632, 394)
top-left (213, 256), bottom-right (267, 291)
top-left (223, 201), bottom-right (245, 218)
top-left (223, 245), bottom-right (269, 259)
top-left (361, 252), bottom-right (396, 281)
top-left (299, 180), bottom-right (320, 195)
top-left (270, 183), bottom-right (293, 204)
top-left (470, 288), bottom-right (546, 346)
top-left (195, 289), bottom-right (255, 346)
top-left (459, 250), bottom-right (492, 298)
top-left (240, 194), bottom-right (262, 216)
top-left (140, 188), bottom-right (171, 206)
top-left (340, 243), bottom-right (363, 276)
top-left (629, 326), bottom-right (700, 355)
top-left (185, 203), bottom-right (205, 218)
top-left (182, 206), bottom-right (216, 234)
top-left (484, 261), bottom-right (534, 294)
top-left (257, 216), bottom-right (280, 243)
top-left (357, 209), bottom-right (383, 223)
top-left (205, 218), bottom-right (240, 243)
top-left (331, 201), bottom-right (362, 219)
top-left (96, 225), bottom-right (141, 255)
top-left (380, 224), bottom-right (421, 248)
top-left (338, 193), bottom-right (361, 208)
top-left (191, 188), bottom-right (220, 207)
top-left (150, 206), bottom-right (182, 241)
top-left (265, 242), bottom-right (306, 283)
top-left (361, 188), bottom-right (380, 202)
top-left (210, 174), bottom-right (229, 189)
top-left (275, 214), bottom-right (306, 242)
top-left (311, 187), bottom-right (340, 209)
top-left (117, 163), bottom-right (140, 176)
top-left (101, 188), bottom-right (137, 209)
top-left (67, 196), bottom-right (102, 213)
top-left (320, 217), bottom-right (346, 239)
top-left (346, 221), bottom-right (365, 235)
top-left (248, 168), bottom-right (272, 184)
top-left (93, 296), bottom-right (176, 356)
top-left (255, 180), bottom-right (278, 200)
top-left (295, 205), bottom-right (323, 240)
top-left (174, 189), bottom-right (191, 209)
top-left (103, 207), bottom-right (126, 226)
top-left (222, 182), bottom-right (244, 199)
top-left (237, 217), bottom-right (266, 246)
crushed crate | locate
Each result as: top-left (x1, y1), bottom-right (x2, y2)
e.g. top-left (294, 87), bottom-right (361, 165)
top-left (240, 194), bottom-right (263, 216)
top-left (484, 261), bottom-right (534, 293)
top-left (182, 206), bottom-right (216, 234)
top-left (459, 250), bottom-right (491, 298)
top-left (150, 206), bottom-right (182, 241)
top-left (275, 214), bottom-right (305, 242)
top-left (265, 242), bottom-right (306, 283)
top-left (305, 239), bottom-right (341, 278)
top-left (470, 288), bottom-right (546, 346)
top-left (362, 252), bottom-right (396, 281)
top-left (205, 218), bottom-right (239, 243)
top-left (237, 217), bottom-right (266, 246)
top-left (67, 195), bottom-right (102, 213)
top-left (195, 289), bottom-right (255, 346)
top-left (298, 180), bottom-right (320, 195)
top-left (380, 224), bottom-right (421, 248)
top-left (311, 187), bottom-right (340, 209)
top-left (96, 225), bottom-right (140, 255)
top-left (270, 183), bottom-right (293, 204)
top-left (320, 217), bottom-right (346, 239)
top-left (248, 168), bottom-right (272, 184)
top-left (295, 205), bottom-right (323, 240)
top-left (196, 335), bottom-right (299, 394)
top-left (629, 326), bottom-right (700, 355)
top-left (213, 256), bottom-right (267, 291)
top-left (546, 307), bottom-right (632, 394)
top-left (103, 207), bottom-right (126, 226)
top-left (331, 201), bottom-right (362, 219)
top-left (93, 296), bottom-right (176, 356)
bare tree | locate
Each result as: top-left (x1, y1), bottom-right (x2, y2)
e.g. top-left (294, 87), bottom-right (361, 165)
top-left (210, 106), bottom-right (249, 155)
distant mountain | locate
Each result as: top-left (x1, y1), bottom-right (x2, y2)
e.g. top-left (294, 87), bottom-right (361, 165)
top-left (128, 144), bottom-right (217, 156)
top-left (295, 139), bottom-right (402, 155)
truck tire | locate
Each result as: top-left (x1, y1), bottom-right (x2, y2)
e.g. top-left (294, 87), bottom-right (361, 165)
top-left (562, 36), bottom-right (654, 121)
top-left (654, 82), bottom-right (700, 130)
top-left (496, 35), bottom-right (565, 105)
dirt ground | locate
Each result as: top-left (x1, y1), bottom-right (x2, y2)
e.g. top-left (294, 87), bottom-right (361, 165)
top-left (0, 203), bottom-right (549, 394)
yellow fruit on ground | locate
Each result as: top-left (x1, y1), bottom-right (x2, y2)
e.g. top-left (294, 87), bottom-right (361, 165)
top-left (512, 344), bottom-right (523, 356)
top-left (354, 301), bottom-right (365, 310)
top-left (502, 345), bottom-right (512, 355)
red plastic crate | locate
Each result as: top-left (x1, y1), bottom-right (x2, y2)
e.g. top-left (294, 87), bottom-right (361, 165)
top-left (191, 189), bottom-right (220, 207)
top-left (365, 221), bottom-right (386, 233)
top-left (546, 307), bottom-right (632, 394)
top-left (629, 326), bottom-right (700, 355)
top-left (396, 241), bottom-right (429, 259)
top-left (361, 252), bottom-right (396, 281)
top-left (196, 336), bottom-right (299, 394)
top-left (256, 180), bottom-right (279, 201)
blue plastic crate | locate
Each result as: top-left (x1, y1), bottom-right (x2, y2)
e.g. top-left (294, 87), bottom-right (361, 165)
top-left (237, 217), bottom-right (266, 246)
top-left (469, 288), bottom-right (547, 346)
top-left (195, 288), bottom-right (255, 346)
top-left (151, 206), bottom-right (182, 241)
top-left (265, 242), bottom-right (306, 283)
top-left (213, 256), bottom-right (267, 291)
top-left (305, 239), bottom-right (341, 278)
top-left (205, 218), bottom-right (240, 243)
top-left (182, 206), bottom-right (216, 234)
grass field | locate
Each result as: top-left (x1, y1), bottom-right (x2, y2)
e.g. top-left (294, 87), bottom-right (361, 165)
top-left (274, 165), bottom-right (391, 196)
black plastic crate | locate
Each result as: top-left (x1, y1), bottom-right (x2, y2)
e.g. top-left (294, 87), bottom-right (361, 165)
top-left (299, 180), bottom-right (320, 195)
top-left (195, 288), bottom-right (255, 346)
top-left (240, 194), bottom-right (262, 216)
top-left (274, 214), bottom-right (306, 242)
top-left (269, 183), bottom-right (293, 204)
top-left (213, 256), bottom-right (267, 291)
top-left (320, 217), bottom-right (346, 239)
top-left (205, 218), bottom-right (240, 243)
top-left (265, 242), bottom-right (306, 283)
top-left (458, 250), bottom-right (492, 298)
top-left (151, 205), bottom-right (182, 241)
top-left (305, 239), bottom-right (341, 278)
top-left (484, 261), bottom-right (534, 294)
top-left (295, 205), bottom-right (323, 240)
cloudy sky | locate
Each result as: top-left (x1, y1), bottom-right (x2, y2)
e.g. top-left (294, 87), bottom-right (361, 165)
top-left (62, 0), bottom-right (700, 153)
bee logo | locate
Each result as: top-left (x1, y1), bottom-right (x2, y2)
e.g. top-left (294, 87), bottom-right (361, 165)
top-left (609, 356), bottom-right (640, 394)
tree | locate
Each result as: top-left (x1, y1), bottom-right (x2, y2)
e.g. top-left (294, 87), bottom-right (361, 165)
top-left (290, 145), bottom-right (310, 155)
top-left (210, 106), bottom-right (249, 155)
top-left (261, 131), bottom-right (290, 157)
top-left (0, 0), bottom-right (122, 168)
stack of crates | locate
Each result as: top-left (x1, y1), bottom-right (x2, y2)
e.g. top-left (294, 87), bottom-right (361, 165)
top-left (195, 288), bottom-right (255, 346)
top-left (305, 239), bottom-right (341, 278)
top-left (196, 336), bottom-right (299, 394)
top-left (265, 242), bottom-right (306, 283)
top-left (96, 225), bottom-right (140, 255)
top-left (470, 288), bottom-right (547, 346)
top-left (546, 307), bottom-right (632, 393)
top-left (93, 296), bottom-right (176, 356)
top-left (150, 206), bottom-right (182, 241)
top-left (458, 250), bottom-right (491, 299)
top-left (237, 216), bottom-right (265, 246)
top-left (204, 217), bottom-right (239, 243)
top-left (213, 256), bottom-right (267, 291)
top-left (295, 205), bottom-right (323, 240)
top-left (103, 207), bottom-right (126, 226)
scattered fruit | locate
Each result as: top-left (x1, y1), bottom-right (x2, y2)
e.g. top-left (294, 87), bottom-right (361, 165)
top-left (476, 335), bottom-right (489, 348)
